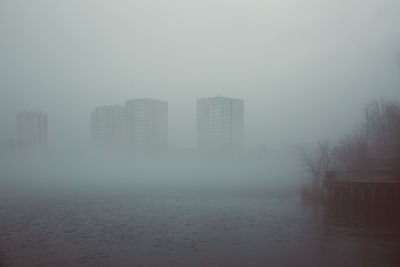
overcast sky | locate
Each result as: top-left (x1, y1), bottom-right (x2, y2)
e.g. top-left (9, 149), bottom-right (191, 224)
top-left (1, 0), bottom-right (399, 149)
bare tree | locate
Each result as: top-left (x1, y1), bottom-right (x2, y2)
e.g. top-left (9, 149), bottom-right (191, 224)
top-left (298, 97), bottom-right (400, 200)
top-left (363, 98), bottom-right (400, 167)
top-left (299, 140), bottom-right (333, 186)
top-left (332, 129), bottom-right (368, 170)
top-left (331, 97), bottom-right (400, 171)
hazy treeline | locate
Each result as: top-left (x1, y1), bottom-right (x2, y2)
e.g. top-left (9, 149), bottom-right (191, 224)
top-left (301, 97), bottom-right (400, 186)
top-left (334, 97), bottom-right (400, 170)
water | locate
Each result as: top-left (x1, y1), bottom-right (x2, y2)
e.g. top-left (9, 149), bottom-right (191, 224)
top-left (0, 153), bottom-right (399, 266)
top-left (1, 190), bottom-right (399, 267)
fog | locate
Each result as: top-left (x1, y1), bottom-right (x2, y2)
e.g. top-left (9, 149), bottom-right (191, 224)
top-left (0, 149), bottom-right (300, 199)
top-left (1, 1), bottom-right (400, 266)
top-left (1, 0), bottom-right (399, 149)
top-left (4, 0), bottom-right (398, 195)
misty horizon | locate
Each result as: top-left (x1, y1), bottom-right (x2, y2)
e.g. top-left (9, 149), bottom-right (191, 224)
top-left (1, 0), bottom-right (399, 150)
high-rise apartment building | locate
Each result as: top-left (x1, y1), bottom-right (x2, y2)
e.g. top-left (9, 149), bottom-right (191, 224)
top-left (197, 96), bottom-right (244, 151)
top-left (91, 105), bottom-right (125, 145)
top-left (125, 99), bottom-right (168, 150)
top-left (17, 111), bottom-right (47, 146)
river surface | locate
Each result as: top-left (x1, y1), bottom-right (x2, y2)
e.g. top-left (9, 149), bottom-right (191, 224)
top-left (1, 189), bottom-right (399, 267)
top-left (0, 154), bottom-right (399, 266)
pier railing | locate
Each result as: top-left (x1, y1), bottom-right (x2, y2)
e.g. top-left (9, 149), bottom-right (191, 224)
top-left (325, 170), bottom-right (400, 183)
top-left (324, 170), bottom-right (400, 202)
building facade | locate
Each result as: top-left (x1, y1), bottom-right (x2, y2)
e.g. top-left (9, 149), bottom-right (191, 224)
top-left (91, 105), bottom-right (125, 146)
top-left (125, 99), bottom-right (168, 151)
top-left (17, 111), bottom-right (47, 147)
top-left (197, 96), bottom-right (244, 152)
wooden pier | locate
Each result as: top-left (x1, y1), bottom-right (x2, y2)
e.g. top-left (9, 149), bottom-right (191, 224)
top-left (324, 171), bottom-right (400, 203)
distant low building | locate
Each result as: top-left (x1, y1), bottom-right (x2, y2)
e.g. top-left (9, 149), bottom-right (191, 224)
top-left (367, 129), bottom-right (400, 170)
top-left (197, 96), bottom-right (244, 152)
top-left (16, 111), bottom-right (47, 147)
top-left (364, 99), bottom-right (400, 170)
top-left (125, 99), bottom-right (168, 151)
top-left (91, 105), bottom-right (125, 146)
top-left (367, 131), bottom-right (400, 159)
